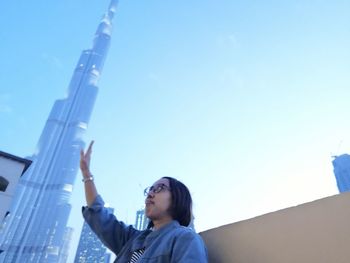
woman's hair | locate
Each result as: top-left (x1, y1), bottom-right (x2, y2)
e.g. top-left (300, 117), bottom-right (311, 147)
top-left (147, 177), bottom-right (193, 228)
top-left (163, 176), bottom-right (192, 227)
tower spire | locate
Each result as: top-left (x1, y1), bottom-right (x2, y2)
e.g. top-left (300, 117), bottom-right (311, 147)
top-left (91, 0), bottom-right (119, 68)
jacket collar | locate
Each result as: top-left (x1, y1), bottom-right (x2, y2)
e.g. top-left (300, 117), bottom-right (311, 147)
top-left (131, 220), bottom-right (180, 251)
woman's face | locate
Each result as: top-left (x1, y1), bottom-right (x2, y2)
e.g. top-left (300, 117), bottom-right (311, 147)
top-left (145, 178), bottom-right (172, 222)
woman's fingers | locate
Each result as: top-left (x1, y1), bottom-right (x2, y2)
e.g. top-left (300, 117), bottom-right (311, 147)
top-left (80, 141), bottom-right (94, 159)
top-left (80, 141), bottom-right (94, 175)
top-left (87, 140), bottom-right (94, 155)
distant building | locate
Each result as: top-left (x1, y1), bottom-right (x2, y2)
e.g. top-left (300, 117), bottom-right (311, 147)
top-left (58, 227), bottom-right (73, 263)
top-left (74, 207), bottom-right (113, 263)
top-left (332, 154), bottom-right (350, 192)
top-left (134, 209), bottom-right (148, 230)
top-left (104, 253), bottom-right (111, 263)
top-left (134, 208), bottom-right (197, 231)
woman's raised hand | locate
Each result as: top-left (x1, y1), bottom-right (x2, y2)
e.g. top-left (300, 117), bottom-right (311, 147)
top-left (80, 140), bottom-right (94, 177)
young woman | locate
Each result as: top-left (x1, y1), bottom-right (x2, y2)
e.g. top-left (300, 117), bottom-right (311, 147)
top-left (80, 141), bottom-right (208, 262)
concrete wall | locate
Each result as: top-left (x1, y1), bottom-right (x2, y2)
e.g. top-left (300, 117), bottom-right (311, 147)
top-left (200, 192), bottom-right (350, 263)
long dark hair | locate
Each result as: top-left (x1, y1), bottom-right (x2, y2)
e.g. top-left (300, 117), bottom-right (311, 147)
top-left (147, 177), bottom-right (193, 228)
top-left (163, 176), bottom-right (192, 226)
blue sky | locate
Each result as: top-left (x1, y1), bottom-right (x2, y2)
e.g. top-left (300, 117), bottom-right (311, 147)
top-left (1, 0), bottom-right (350, 261)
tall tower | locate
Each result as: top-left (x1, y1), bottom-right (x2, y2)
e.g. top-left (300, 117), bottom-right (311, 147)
top-left (0, 1), bottom-right (119, 262)
top-left (332, 154), bottom-right (350, 192)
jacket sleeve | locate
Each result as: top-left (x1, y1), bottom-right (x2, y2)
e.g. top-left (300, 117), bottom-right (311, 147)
top-left (82, 195), bottom-right (140, 255)
top-left (172, 229), bottom-right (208, 263)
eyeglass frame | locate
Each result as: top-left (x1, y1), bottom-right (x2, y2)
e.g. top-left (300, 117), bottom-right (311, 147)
top-left (144, 183), bottom-right (171, 196)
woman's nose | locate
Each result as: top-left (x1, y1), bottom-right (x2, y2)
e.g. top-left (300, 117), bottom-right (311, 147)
top-left (147, 192), bottom-right (155, 199)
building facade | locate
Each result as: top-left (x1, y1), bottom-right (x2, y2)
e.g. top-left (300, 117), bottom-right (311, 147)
top-left (134, 209), bottom-right (148, 231)
top-left (74, 207), bottom-right (113, 263)
top-left (332, 154), bottom-right (350, 192)
top-left (58, 227), bottom-right (74, 263)
top-left (0, 151), bottom-right (31, 226)
top-left (0, 1), bottom-right (118, 262)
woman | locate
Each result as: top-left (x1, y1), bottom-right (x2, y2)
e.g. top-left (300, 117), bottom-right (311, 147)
top-left (80, 141), bottom-right (208, 262)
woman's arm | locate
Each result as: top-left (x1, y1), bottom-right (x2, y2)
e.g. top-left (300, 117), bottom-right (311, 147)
top-left (80, 140), bottom-right (98, 206)
top-left (83, 195), bottom-right (141, 254)
top-left (80, 141), bottom-right (141, 253)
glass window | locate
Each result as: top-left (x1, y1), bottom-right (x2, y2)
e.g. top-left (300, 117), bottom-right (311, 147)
top-left (0, 176), bottom-right (9, 192)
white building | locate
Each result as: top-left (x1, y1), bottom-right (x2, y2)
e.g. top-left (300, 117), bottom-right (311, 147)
top-left (0, 151), bottom-right (31, 225)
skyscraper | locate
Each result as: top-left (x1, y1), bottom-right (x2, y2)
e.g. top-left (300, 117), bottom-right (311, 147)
top-left (0, 1), bottom-right (118, 262)
top-left (74, 207), bottom-right (114, 263)
top-left (58, 227), bottom-right (74, 263)
top-left (332, 154), bottom-right (350, 192)
top-left (134, 209), bottom-right (148, 231)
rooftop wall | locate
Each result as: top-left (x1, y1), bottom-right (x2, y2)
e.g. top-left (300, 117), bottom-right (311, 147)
top-left (200, 192), bottom-right (350, 263)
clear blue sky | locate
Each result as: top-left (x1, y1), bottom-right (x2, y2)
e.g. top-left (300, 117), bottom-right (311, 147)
top-left (1, 0), bottom-right (349, 261)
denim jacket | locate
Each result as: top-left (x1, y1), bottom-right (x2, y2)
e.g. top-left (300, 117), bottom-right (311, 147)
top-left (82, 195), bottom-right (208, 263)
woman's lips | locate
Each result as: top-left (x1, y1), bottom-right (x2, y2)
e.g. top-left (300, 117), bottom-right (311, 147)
top-left (145, 199), bottom-right (154, 206)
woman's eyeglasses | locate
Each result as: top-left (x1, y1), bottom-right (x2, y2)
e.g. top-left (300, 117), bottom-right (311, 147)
top-left (144, 183), bottom-right (171, 196)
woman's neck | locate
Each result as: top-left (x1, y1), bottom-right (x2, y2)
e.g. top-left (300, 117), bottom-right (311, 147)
top-left (152, 216), bottom-right (173, 230)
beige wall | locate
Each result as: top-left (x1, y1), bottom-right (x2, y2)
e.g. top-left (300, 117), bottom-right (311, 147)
top-left (200, 192), bottom-right (350, 263)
